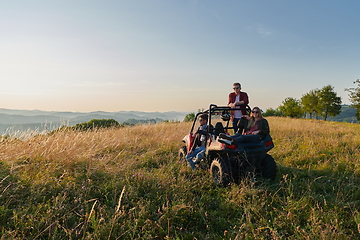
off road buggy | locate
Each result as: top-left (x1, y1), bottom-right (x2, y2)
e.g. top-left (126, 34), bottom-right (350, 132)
top-left (179, 104), bottom-right (276, 187)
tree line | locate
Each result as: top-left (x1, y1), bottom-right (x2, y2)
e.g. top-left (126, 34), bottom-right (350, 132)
top-left (263, 81), bottom-right (360, 122)
top-left (183, 80), bottom-right (360, 122)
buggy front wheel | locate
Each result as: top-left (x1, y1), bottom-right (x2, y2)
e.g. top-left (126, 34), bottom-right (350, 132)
top-left (178, 146), bottom-right (187, 163)
top-left (210, 157), bottom-right (231, 187)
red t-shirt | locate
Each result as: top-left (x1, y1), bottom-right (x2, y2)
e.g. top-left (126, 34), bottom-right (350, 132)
top-left (228, 92), bottom-right (249, 116)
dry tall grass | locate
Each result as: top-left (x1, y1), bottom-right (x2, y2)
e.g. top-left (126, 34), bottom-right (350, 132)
top-left (269, 117), bottom-right (360, 174)
top-left (1, 122), bottom-right (188, 161)
top-left (1, 122), bottom-right (190, 187)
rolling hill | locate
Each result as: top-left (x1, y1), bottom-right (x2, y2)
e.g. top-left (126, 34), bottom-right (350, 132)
top-left (0, 108), bottom-right (187, 135)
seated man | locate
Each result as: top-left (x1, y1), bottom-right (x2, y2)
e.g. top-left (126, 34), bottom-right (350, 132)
top-left (186, 113), bottom-right (209, 170)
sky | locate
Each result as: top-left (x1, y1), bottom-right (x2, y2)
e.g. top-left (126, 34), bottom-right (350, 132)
top-left (1, 0), bottom-right (359, 113)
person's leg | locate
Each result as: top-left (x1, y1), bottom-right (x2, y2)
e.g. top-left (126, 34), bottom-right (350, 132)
top-left (193, 146), bottom-right (206, 164)
top-left (237, 117), bottom-right (248, 134)
top-left (232, 134), bottom-right (245, 143)
top-left (186, 151), bottom-right (196, 170)
top-left (219, 134), bottom-right (245, 145)
top-left (219, 133), bottom-right (232, 140)
top-left (219, 132), bottom-right (241, 141)
top-left (232, 118), bottom-right (240, 133)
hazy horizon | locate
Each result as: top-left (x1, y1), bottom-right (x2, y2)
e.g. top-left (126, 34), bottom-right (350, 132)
top-left (0, 107), bottom-right (188, 114)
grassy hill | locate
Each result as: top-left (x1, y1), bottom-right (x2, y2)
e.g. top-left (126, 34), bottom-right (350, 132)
top-left (1, 118), bottom-right (360, 239)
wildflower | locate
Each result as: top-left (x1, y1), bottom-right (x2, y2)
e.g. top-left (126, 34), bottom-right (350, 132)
top-left (82, 185), bottom-right (86, 189)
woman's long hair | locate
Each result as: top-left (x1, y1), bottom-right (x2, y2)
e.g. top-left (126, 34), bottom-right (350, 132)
top-left (246, 107), bottom-right (263, 129)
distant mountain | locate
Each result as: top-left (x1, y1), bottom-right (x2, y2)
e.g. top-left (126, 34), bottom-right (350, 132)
top-left (2, 106), bottom-right (356, 136)
top-left (0, 113), bottom-right (65, 124)
top-left (0, 108), bottom-right (188, 135)
top-left (326, 105), bottom-right (359, 123)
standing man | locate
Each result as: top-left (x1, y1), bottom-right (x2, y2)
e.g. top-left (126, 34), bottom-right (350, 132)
top-left (228, 82), bottom-right (249, 133)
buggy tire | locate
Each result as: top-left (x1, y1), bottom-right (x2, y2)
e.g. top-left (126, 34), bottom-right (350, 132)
top-left (178, 146), bottom-right (187, 162)
top-left (210, 157), bottom-right (231, 187)
top-left (261, 154), bottom-right (277, 180)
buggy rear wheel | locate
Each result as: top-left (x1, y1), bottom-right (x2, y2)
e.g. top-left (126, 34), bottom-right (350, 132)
top-left (178, 146), bottom-right (187, 162)
top-left (210, 157), bottom-right (231, 187)
top-left (261, 154), bottom-right (277, 180)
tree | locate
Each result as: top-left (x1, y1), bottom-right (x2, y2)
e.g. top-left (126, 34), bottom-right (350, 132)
top-left (345, 79), bottom-right (360, 121)
top-left (278, 97), bottom-right (303, 118)
top-left (301, 89), bottom-right (320, 119)
top-left (263, 108), bottom-right (282, 117)
top-left (183, 109), bottom-right (205, 122)
top-left (183, 112), bottom-right (195, 122)
top-left (318, 85), bottom-right (342, 121)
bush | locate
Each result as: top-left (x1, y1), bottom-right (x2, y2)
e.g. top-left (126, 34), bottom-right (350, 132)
top-left (73, 119), bottom-right (122, 131)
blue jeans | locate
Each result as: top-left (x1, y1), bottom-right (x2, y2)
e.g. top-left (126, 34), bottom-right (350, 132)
top-left (186, 146), bottom-right (206, 170)
top-left (232, 118), bottom-right (241, 133)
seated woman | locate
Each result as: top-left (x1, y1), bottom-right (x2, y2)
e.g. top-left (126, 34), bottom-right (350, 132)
top-left (218, 106), bottom-right (270, 145)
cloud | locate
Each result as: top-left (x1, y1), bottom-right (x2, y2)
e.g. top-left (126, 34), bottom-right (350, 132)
top-left (247, 24), bottom-right (273, 37)
top-left (256, 24), bottom-right (273, 36)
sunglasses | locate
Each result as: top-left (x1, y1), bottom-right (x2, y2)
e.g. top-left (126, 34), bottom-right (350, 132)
top-left (252, 111), bottom-right (259, 113)
top-left (233, 87), bottom-right (240, 90)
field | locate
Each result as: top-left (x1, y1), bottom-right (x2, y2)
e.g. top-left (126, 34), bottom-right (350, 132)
top-left (1, 117), bottom-right (360, 239)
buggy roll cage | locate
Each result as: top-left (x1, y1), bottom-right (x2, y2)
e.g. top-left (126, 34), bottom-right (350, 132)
top-left (190, 104), bottom-right (252, 134)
